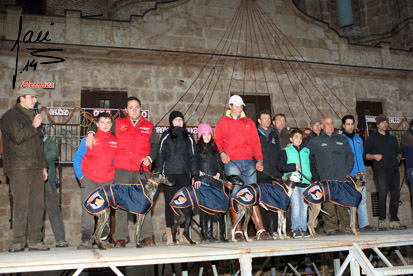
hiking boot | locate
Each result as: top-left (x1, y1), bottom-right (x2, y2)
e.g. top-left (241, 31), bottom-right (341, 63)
top-left (77, 240), bottom-right (93, 250)
top-left (8, 243), bottom-right (25, 253)
top-left (359, 225), bottom-right (377, 232)
top-left (378, 220), bottom-right (387, 231)
top-left (56, 240), bottom-right (68, 247)
top-left (28, 242), bottom-right (50, 251)
top-left (389, 220), bottom-right (407, 230)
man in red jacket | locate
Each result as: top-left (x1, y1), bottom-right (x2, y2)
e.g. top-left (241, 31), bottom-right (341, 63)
top-left (85, 97), bottom-right (159, 247)
top-left (214, 95), bottom-right (271, 240)
top-left (74, 112), bottom-right (118, 249)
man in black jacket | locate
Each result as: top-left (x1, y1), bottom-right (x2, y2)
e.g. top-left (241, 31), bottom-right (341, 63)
top-left (364, 114), bottom-right (406, 230)
top-left (256, 110), bottom-right (282, 238)
top-left (1, 88), bottom-right (49, 252)
top-left (307, 117), bottom-right (354, 235)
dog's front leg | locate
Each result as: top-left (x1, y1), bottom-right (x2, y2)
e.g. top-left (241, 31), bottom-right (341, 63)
top-left (135, 214), bottom-right (145, 248)
top-left (93, 209), bottom-right (110, 250)
top-left (350, 208), bottom-right (359, 235)
top-left (278, 211), bottom-right (288, 240)
top-left (243, 206), bottom-right (253, 242)
top-left (231, 204), bottom-right (245, 242)
top-left (308, 204), bottom-right (321, 237)
top-left (218, 213), bottom-right (228, 242)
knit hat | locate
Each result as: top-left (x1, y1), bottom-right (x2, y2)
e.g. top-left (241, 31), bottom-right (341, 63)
top-left (375, 114), bottom-right (388, 125)
top-left (169, 110), bottom-right (184, 125)
top-left (16, 88), bottom-right (38, 97)
top-left (310, 118), bottom-right (322, 126)
top-left (197, 124), bottom-right (213, 139)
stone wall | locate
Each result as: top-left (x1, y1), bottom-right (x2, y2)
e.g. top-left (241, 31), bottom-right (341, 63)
top-left (0, 0), bottom-right (412, 251)
top-left (292, 0), bottom-right (413, 51)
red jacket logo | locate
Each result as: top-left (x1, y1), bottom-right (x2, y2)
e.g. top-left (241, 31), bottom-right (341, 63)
top-left (119, 124), bottom-right (128, 131)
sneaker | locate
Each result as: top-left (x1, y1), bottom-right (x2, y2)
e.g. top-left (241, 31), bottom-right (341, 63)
top-left (56, 240), bottom-right (68, 247)
top-left (359, 225), bottom-right (377, 232)
top-left (389, 221), bottom-right (407, 230)
top-left (301, 230), bottom-right (310, 238)
top-left (292, 229), bottom-right (303, 238)
top-left (8, 243), bottom-right (25, 253)
top-left (326, 230), bottom-right (336, 236)
top-left (272, 232), bottom-right (278, 240)
top-left (28, 242), bottom-right (50, 251)
top-left (77, 240), bottom-right (93, 250)
top-left (378, 220), bottom-right (387, 231)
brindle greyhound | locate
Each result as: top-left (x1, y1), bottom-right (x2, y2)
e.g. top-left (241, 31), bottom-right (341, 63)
top-left (170, 175), bottom-right (244, 245)
top-left (86, 173), bottom-right (174, 249)
top-left (231, 173), bottom-right (298, 242)
top-left (305, 171), bottom-right (367, 237)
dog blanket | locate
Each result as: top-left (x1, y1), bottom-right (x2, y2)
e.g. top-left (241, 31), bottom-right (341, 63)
top-left (84, 179), bottom-right (152, 215)
top-left (231, 182), bottom-right (290, 213)
top-left (303, 176), bottom-right (362, 207)
top-left (170, 185), bottom-right (229, 215)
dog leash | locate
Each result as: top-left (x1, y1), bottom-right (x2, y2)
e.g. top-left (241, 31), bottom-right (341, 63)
top-left (297, 171), bottom-right (314, 184)
top-left (199, 171), bottom-right (235, 190)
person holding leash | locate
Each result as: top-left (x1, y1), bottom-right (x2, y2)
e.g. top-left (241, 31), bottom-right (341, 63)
top-left (193, 124), bottom-right (224, 242)
top-left (277, 129), bottom-right (319, 238)
top-left (155, 111), bottom-right (198, 245)
top-left (214, 95), bottom-right (271, 240)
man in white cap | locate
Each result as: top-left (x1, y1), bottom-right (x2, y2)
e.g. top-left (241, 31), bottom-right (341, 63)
top-left (1, 88), bottom-right (49, 252)
top-left (214, 95), bottom-right (272, 240)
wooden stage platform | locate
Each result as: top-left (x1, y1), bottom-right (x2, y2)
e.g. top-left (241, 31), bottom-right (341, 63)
top-left (0, 229), bottom-right (412, 275)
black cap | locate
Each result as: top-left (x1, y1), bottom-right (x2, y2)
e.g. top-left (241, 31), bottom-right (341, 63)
top-left (169, 111), bottom-right (184, 125)
top-left (375, 114), bottom-right (388, 125)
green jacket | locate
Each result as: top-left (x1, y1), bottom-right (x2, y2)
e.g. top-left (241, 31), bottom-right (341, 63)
top-left (283, 144), bottom-right (312, 185)
top-left (0, 104), bottom-right (48, 175)
top-left (44, 138), bottom-right (58, 182)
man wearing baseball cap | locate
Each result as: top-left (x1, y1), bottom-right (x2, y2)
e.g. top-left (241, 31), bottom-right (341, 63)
top-left (214, 95), bottom-right (272, 240)
top-left (303, 118), bottom-right (322, 146)
top-left (1, 88), bottom-right (49, 252)
top-left (364, 114), bottom-right (406, 230)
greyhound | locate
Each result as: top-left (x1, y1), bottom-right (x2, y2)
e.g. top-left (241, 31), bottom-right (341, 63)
top-left (230, 173), bottom-right (298, 242)
top-left (84, 173), bottom-right (174, 249)
top-left (170, 175), bottom-right (244, 245)
top-left (305, 171), bottom-right (367, 237)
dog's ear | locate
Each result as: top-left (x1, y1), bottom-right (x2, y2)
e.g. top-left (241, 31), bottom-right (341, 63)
top-left (226, 175), bottom-right (244, 186)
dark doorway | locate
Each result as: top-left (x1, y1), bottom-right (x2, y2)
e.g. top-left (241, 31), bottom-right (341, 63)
top-left (80, 89), bottom-right (128, 135)
top-left (356, 101), bottom-right (383, 141)
top-left (240, 95), bottom-right (272, 122)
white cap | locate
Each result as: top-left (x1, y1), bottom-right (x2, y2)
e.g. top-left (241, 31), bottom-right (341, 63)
top-left (229, 95), bottom-right (245, 106)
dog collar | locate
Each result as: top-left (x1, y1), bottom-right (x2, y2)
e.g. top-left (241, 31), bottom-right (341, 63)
top-left (148, 179), bottom-right (159, 186)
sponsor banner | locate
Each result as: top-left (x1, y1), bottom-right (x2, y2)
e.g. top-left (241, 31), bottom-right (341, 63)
top-left (155, 126), bottom-right (198, 135)
top-left (48, 107), bottom-right (70, 116)
top-left (365, 116), bottom-right (403, 124)
top-left (92, 109), bottom-right (112, 117)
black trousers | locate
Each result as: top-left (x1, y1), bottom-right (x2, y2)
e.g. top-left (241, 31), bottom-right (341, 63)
top-left (374, 168), bottom-right (400, 221)
top-left (164, 174), bottom-right (191, 228)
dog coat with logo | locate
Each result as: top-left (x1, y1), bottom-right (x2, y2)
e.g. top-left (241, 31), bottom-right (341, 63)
top-left (84, 179), bottom-right (152, 215)
top-left (302, 176), bottom-right (362, 207)
top-left (231, 182), bottom-right (290, 213)
top-left (170, 185), bottom-right (229, 215)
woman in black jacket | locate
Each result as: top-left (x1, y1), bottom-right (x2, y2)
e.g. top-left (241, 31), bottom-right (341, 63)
top-left (193, 124), bottom-right (224, 242)
top-left (155, 111), bottom-right (197, 245)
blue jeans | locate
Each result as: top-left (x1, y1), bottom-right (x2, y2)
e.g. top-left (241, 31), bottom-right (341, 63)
top-left (357, 185), bottom-right (370, 228)
top-left (224, 160), bottom-right (256, 194)
top-left (407, 168), bottom-right (413, 206)
top-left (290, 187), bottom-right (307, 231)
